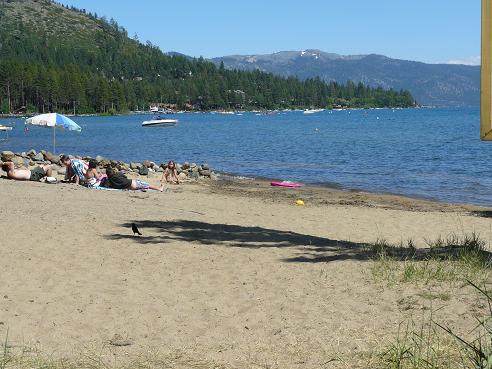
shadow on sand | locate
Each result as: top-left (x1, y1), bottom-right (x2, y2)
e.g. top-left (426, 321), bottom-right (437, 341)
top-left (107, 220), bottom-right (492, 264)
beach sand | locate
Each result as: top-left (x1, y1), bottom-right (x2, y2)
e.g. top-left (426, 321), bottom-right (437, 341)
top-left (0, 175), bottom-right (491, 368)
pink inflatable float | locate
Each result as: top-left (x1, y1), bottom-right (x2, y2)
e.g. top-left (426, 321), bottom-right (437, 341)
top-left (270, 181), bottom-right (304, 188)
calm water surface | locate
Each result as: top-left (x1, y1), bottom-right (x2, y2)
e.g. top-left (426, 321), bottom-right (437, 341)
top-left (1, 107), bottom-right (490, 206)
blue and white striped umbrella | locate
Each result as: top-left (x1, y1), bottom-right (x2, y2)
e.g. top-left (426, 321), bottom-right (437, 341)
top-left (26, 113), bottom-right (82, 132)
top-left (25, 113), bottom-right (82, 153)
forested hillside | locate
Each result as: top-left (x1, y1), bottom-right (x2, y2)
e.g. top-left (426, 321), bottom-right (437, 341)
top-left (0, 0), bottom-right (415, 114)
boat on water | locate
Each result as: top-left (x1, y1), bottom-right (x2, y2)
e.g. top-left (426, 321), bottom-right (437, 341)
top-left (0, 125), bottom-right (13, 131)
top-left (142, 117), bottom-right (178, 127)
top-left (303, 108), bottom-right (325, 114)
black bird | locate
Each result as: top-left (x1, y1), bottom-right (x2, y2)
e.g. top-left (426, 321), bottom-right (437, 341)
top-left (131, 223), bottom-right (142, 236)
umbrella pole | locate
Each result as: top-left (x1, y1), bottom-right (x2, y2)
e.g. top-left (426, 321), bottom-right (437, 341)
top-left (53, 125), bottom-right (56, 154)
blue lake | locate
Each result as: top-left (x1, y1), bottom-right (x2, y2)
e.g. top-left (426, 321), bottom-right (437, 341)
top-left (1, 108), bottom-right (491, 206)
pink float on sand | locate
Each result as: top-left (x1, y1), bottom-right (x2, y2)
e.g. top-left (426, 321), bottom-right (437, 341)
top-left (270, 181), bottom-right (304, 188)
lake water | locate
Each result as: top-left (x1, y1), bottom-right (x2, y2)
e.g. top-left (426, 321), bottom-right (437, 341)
top-left (1, 108), bottom-right (491, 206)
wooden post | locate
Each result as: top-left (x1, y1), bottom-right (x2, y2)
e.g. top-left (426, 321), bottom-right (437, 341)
top-left (481, 0), bottom-right (492, 140)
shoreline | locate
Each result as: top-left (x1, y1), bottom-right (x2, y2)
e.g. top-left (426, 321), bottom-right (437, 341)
top-left (0, 146), bottom-right (489, 211)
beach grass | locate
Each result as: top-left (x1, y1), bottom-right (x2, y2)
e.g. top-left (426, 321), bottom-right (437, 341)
top-left (371, 232), bottom-right (492, 286)
top-left (373, 281), bottom-right (492, 369)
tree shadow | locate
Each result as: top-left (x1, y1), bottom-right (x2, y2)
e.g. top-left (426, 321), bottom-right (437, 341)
top-left (107, 220), bottom-right (492, 264)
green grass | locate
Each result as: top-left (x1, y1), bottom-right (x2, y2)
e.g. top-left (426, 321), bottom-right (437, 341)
top-left (371, 232), bottom-right (492, 286)
top-left (375, 282), bottom-right (492, 369)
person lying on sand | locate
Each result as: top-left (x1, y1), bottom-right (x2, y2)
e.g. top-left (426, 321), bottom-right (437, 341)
top-left (61, 155), bottom-right (88, 185)
top-left (105, 168), bottom-right (163, 192)
top-left (161, 160), bottom-right (180, 184)
top-left (1, 161), bottom-right (52, 182)
top-left (85, 159), bottom-right (108, 188)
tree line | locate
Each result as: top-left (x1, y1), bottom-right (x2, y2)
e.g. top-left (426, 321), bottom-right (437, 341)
top-left (0, 1), bottom-right (416, 114)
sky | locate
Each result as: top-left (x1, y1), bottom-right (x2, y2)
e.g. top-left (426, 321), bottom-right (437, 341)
top-left (57, 0), bottom-right (481, 65)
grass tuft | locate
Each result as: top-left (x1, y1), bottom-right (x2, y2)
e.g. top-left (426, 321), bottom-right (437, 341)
top-left (371, 232), bottom-right (492, 286)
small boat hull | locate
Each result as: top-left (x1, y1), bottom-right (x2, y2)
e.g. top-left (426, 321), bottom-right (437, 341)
top-left (142, 119), bottom-right (178, 127)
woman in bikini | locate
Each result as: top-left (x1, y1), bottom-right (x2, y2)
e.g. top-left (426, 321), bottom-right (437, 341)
top-left (161, 160), bottom-right (180, 184)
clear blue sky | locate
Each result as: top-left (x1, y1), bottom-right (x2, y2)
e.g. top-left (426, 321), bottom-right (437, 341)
top-left (58, 0), bottom-right (480, 65)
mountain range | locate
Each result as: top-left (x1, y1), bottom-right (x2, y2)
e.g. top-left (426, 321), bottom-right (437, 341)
top-left (211, 50), bottom-right (480, 107)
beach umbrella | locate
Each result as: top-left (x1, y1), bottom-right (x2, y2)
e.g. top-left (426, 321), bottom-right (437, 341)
top-left (25, 113), bottom-right (82, 154)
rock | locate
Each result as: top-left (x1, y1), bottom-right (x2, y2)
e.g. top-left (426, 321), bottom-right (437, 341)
top-left (33, 153), bottom-right (44, 162)
top-left (11, 156), bottom-right (25, 167)
top-left (211, 173), bottom-right (218, 181)
top-left (57, 167), bottom-right (66, 175)
top-left (138, 166), bottom-right (149, 176)
top-left (100, 159), bottom-right (111, 168)
top-left (1, 151), bottom-right (15, 161)
top-left (191, 166), bottom-right (199, 173)
top-left (178, 172), bottom-right (187, 180)
top-left (189, 171), bottom-right (199, 180)
top-left (142, 160), bottom-right (152, 168)
top-left (201, 163), bottom-right (209, 170)
top-left (110, 160), bottom-right (119, 167)
top-left (181, 162), bottom-right (190, 170)
top-left (200, 170), bottom-right (212, 177)
top-left (43, 152), bottom-right (58, 164)
top-left (157, 167), bottom-right (164, 173)
top-left (130, 162), bottom-right (141, 170)
top-left (95, 155), bottom-right (105, 162)
top-left (20, 152), bottom-right (27, 158)
top-left (26, 149), bottom-right (37, 157)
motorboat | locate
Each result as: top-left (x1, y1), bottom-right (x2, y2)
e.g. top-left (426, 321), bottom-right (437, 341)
top-left (0, 125), bottom-right (13, 131)
top-left (303, 109), bottom-right (325, 114)
top-left (142, 117), bottom-right (178, 127)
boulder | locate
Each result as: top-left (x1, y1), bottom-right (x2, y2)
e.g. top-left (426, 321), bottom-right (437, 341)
top-left (199, 170), bottom-right (212, 177)
top-left (33, 153), bottom-right (45, 162)
top-left (139, 166), bottom-right (149, 176)
top-left (1, 151), bottom-right (15, 161)
top-left (189, 171), bottom-right (199, 180)
top-left (181, 162), bottom-right (190, 170)
top-left (95, 155), bottom-right (105, 162)
top-left (201, 163), bottom-right (209, 171)
top-left (178, 172), bottom-right (187, 181)
top-left (142, 160), bottom-right (152, 168)
top-left (157, 167), bottom-right (164, 173)
top-left (130, 162), bottom-right (141, 170)
top-left (100, 159), bottom-right (111, 168)
top-left (26, 149), bottom-right (37, 157)
top-left (11, 156), bottom-right (25, 167)
top-left (57, 167), bottom-right (66, 175)
top-left (43, 152), bottom-right (58, 164)
top-left (20, 152), bottom-right (27, 158)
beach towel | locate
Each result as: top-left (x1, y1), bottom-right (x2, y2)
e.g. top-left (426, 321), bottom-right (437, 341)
top-left (65, 159), bottom-right (89, 182)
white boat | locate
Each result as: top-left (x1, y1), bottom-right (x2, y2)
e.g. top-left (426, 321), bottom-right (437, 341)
top-left (142, 118), bottom-right (178, 127)
top-left (0, 125), bottom-right (13, 131)
top-left (303, 109), bottom-right (325, 114)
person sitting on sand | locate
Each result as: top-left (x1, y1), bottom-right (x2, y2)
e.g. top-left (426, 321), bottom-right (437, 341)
top-left (106, 168), bottom-right (163, 192)
top-left (1, 161), bottom-right (52, 182)
top-left (161, 160), bottom-right (180, 184)
top-left (85, 159), bottom-right (108, 188)
top-left (61, 155), bottom-right (88, 185)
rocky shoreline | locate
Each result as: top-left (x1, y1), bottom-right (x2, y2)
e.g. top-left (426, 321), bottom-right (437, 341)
top-left (0, 149), bottom-right (217, 181)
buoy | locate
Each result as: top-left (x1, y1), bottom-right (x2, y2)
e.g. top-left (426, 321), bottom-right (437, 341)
top-left (295, 199), bottom-right (305, 206)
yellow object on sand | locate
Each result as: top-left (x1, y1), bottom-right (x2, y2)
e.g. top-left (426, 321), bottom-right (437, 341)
top-left (295, 199), bottom-right (305, 206)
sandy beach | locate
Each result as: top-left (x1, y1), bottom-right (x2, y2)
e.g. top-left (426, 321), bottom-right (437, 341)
top-left (0, 175), bottom-right (491, 368)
